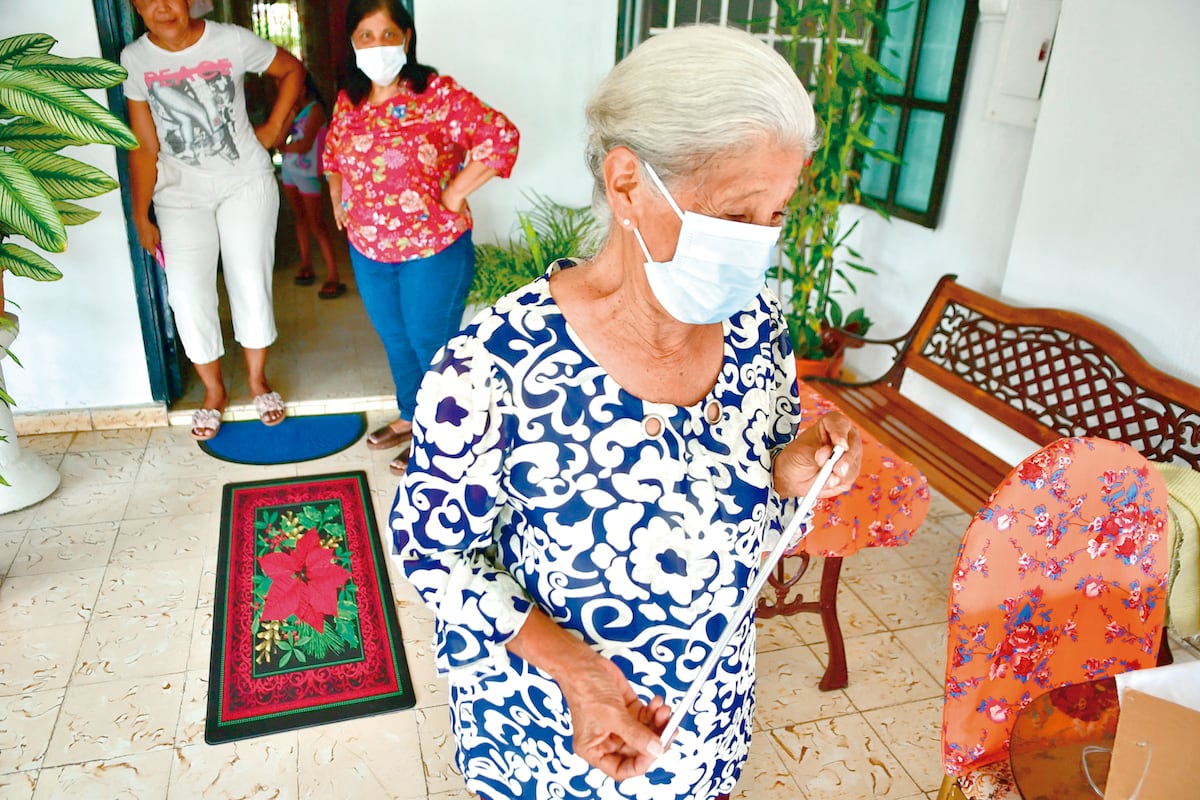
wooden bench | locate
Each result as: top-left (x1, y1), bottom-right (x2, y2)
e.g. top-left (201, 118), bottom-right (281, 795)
top-left (809, 274), bottom-right (1200, 510)
top-left (806, 273), bottom-right (1200, 664)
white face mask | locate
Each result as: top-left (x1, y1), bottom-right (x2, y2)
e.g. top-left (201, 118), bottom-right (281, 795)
top-left (632, 164), bottom-right (780, 325)
top-left (354, 44), bottom-right (406, 87)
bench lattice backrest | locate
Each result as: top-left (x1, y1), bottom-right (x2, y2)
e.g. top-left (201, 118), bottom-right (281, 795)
top-left (902, 277), bottom-right (1200, 470)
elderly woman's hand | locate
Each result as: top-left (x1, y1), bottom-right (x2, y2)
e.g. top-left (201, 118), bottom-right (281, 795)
top-left (773, 411), bottom-right (863, 499)
top-left (558, 651), bottom-right (670, 780)
top-left (506, 609), bottom-right (668, 780)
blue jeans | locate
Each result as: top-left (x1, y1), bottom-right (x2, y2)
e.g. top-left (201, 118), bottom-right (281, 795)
top-left (349, 231), bottom-right (474, 421)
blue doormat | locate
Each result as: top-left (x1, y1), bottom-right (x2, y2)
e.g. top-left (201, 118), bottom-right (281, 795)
top-left (199, 413), bottom-right (367, 465)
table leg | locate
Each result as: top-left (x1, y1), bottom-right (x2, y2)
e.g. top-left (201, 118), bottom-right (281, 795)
top-left (818, 557), bottom-right (848, 691)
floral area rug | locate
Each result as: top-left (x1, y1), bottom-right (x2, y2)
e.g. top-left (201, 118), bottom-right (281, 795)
top-left (207, 471), bottom-right (414, 744)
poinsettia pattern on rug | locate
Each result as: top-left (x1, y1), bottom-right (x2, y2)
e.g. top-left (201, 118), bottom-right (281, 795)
top-left (208, 473), bottom-right (414, 743)
top-left (256, 519), bottom-right (355, 674)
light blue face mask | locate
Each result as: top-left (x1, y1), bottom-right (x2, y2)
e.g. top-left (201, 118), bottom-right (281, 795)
top-left (632, 163), bottom-right (780, 325)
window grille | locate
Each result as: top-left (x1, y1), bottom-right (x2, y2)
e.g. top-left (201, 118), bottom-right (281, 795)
top-left (618, 0), bottom-right (977, 229)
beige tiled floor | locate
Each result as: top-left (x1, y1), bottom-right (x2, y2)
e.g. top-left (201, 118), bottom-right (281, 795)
top-left (5, 401), bottom-right (1199, 796)
top-left (7, 206), bottom-right (1200, 798)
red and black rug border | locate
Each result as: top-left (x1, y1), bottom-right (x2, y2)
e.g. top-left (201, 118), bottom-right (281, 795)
top-left (206, 470), bottom-right (415, 743)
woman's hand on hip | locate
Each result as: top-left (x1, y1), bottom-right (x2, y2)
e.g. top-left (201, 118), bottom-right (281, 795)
top-left (773, 411), bottom-right (863, 499)
top-left (440, 187), bottom-right (466, 214)
top-left (254, 121), bottom-right (284, 150)
top-left (559, 651), bottom-right (669, 781)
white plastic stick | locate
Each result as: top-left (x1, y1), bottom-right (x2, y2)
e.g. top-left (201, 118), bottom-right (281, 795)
top-left (658, 445), bottom-right (847, 748)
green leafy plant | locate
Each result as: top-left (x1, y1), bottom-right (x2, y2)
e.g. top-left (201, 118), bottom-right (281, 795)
top-left (0, 33), bottom-right (137, 296)
top-left (0, 33), bottom-right (137, 484)
top-left (773, 0), bottom-right (899, 360)
top-left (469, 193), bottom-right (597, 308)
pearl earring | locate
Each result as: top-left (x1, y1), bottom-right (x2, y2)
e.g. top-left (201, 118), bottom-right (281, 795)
top-left (622, 218), bottom-right (631, 227)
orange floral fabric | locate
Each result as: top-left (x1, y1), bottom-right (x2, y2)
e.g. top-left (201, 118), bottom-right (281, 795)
top-left (791, 381), bottom-right (931, 557)
top-left (942, 437), bottom-right (1169, 777)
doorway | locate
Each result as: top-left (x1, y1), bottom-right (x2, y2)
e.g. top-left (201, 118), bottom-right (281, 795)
top-left (93, 0), bottom-right (395, 418)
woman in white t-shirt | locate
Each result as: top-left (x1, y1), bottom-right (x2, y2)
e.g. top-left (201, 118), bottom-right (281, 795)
top-left (123, 0), bottom-right (304, 440)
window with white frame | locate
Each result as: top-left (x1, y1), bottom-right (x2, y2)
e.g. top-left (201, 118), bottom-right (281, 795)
top-left (616, 0), bottom-right (977, 229)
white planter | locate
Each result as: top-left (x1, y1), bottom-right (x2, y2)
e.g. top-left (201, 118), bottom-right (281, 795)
top-left (0, 312), bottom-right (60, 513)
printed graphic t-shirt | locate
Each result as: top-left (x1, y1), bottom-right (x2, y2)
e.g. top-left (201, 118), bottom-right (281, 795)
top-left (121, 21), bottom-right (277, 175)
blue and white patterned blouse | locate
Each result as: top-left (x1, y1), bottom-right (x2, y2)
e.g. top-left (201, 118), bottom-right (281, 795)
top-left (391, 261), bottom-right (801, 799)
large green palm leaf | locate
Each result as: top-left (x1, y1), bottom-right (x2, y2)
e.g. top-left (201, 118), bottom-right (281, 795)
top-left (0, 118), bottom-right (87, 151)
top-left (0, 31), bottom-right (137, 486)
top-left (0, 33), bottom-right (55, 67)
top-left (0, 241), bottom-right (61, 281)
top-left (0, 150), bottom-right (66, 252)
top-left (9, 54), bottom-right (127, 89)
top-left (11, 151), bottom-right (118, 199)
top-left (0, 68), bottom-right (138, 149)
top-left (52, 200), bottom-right (100, 227)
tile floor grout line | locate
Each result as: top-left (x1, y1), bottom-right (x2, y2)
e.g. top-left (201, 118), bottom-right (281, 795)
top-left (857, 707), bottom-right (937, 797)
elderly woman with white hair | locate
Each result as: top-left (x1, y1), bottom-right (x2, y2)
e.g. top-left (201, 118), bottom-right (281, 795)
top-left (390, 24), bottom-right (863, 800)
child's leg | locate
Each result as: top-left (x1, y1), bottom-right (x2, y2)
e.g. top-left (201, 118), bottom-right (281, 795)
top-left (301, 190), bottom-right (340, 284)
top-left (281, 182), bottom-right (312, 278)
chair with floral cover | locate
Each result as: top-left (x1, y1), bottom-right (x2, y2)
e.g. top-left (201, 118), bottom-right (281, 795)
top-left (758, 381), bottom-right (931, 690)
top-left (936, 437), bottom-right (1170, 800)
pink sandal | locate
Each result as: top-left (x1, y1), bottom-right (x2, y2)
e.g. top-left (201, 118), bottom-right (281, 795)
top-left (190, 408), bottom-right (223, 441)
top-left (253, 391), bottom-right (286, 427)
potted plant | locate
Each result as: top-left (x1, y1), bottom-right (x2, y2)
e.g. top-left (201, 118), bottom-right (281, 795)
top-left (772, 0), bottom-right (899, 377)
top-left (0, 32), bottom-right (138, 507)
top-left (469, 193), bottom-right (596, 309)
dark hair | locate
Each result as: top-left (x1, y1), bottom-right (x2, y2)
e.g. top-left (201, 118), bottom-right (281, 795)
top-left (344, 0), bottom-right (436, 105)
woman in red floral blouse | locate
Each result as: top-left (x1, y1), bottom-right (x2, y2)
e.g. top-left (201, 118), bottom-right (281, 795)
top-left (324, 0), bottom-right (519, 474)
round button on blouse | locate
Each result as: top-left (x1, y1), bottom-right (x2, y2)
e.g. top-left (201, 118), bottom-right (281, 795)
top-left (643, 413), bottom-right (665, 438)
top-left (705, 400), bottom-right (722, 424)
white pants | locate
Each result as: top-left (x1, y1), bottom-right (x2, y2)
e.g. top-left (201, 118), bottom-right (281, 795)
top-left (154, 163), bottom-right (279, 364)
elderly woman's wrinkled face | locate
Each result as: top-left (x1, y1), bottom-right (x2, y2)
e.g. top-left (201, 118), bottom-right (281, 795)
top-left (635, 138), bottom-right (807, 271)
top-left (661, 139), bottom-right (805, 230)
top-left (626, 138), bottom-right (806, 324)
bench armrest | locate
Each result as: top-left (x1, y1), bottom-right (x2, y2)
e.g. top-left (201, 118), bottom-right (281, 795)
top-left (810, 273), bottom-right (962, 390)
top-left (812, 325), bottom-right (919, 388)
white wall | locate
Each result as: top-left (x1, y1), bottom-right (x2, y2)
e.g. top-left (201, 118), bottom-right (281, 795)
top-left (413, 0), bottom-right (617, 245)
top-left (2, 0), bottom-right (154, 411)
top-left (15, 0), bottom-right (1195, 427)
top-left (1003, 0), bottom-right (1200, 385)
